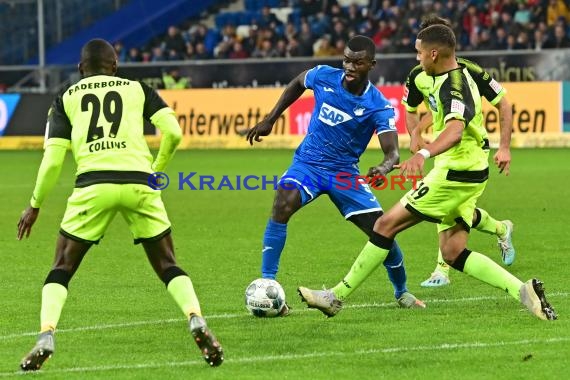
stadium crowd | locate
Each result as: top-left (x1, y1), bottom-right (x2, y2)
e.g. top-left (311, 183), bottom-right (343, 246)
top-left (114, 0), bottom-right (570, 63)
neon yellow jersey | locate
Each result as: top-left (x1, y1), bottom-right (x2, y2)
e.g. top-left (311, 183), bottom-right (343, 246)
top-left (403, 63), bottom-right (490, 172)
top-left (45, 75), bottom-right (169, 176)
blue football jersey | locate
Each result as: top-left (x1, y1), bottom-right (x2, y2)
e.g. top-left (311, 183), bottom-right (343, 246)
top-left (294, 65), bottom-right (396, 171)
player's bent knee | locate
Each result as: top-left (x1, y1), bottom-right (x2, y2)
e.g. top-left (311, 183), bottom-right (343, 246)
top-left (447, 248), bottom-right (472, 272)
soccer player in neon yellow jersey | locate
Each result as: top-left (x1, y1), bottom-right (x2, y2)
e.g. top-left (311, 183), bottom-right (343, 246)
top-left (17, 39), bottom-right (223, 370)
top-left (298, 24), bottom-right (557, 321)
top-left (408, 15), bottom-right (516, 288)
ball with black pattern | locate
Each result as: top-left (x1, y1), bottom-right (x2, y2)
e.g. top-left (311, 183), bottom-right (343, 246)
top-left (245, 278), bottom-right (286, 317)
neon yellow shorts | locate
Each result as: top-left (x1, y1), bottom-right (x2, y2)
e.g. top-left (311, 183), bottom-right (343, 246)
top-left (60, 183), bottom-right (171, 244)
top-left (400, 168), bottom-right (487, 232)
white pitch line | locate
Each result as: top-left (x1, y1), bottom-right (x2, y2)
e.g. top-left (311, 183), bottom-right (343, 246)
top-left (1, 292), bottom-right (567, 341)
top-left (0, 336), bottom-right (568, 377)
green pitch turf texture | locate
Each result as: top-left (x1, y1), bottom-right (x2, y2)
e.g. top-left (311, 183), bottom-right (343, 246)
top-left (0, 148), bottom-right (568, 379)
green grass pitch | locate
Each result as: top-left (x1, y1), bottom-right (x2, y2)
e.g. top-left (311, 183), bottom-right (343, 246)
top-left (0, 148), bottom-right (568, 379)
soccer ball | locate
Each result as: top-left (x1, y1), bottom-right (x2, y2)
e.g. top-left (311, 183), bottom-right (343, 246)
top-left (245, 278), bottom-right (286, 317)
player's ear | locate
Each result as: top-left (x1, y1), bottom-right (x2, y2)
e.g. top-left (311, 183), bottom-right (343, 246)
top-left (78, 62), bottom-right (84, 76)
top-left (111, 59), bottom-right (118, 75)
top-left (369, 58), bottom-right (377, 71)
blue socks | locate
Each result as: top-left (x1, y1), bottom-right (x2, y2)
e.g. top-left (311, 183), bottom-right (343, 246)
top-left (383, 240), bottom-right (407, 299)
top-left (261, 219), bottom-right (287, 279)
top-left (261, 218), bottom-right (406, 300)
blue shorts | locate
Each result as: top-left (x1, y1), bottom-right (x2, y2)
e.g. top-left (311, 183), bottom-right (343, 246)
top-left (279, 161), bottom-right (382, 219)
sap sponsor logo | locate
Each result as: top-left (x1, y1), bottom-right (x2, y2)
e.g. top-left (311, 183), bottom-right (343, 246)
top-left (318, 102), bottom-right (352, 126)
top-left (0, 94), bottom-right (21, 136)
top-left (451, 99), bottom-right (465, 116)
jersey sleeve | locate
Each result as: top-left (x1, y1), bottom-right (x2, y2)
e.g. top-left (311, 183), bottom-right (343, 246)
top-left (373, 104), bottom-right (397, 135)
top-left (440, 70), bottom-right (475, 127)
top-left (30, 144), bottom-right (67, 208)
top-left (44, 94), bottom-right (72, 149)
top-left (402, 65), bottom-right (424, 111)
top-left (139, 81), bottom-right (169, 120)
top-left (460, 58), bottom-right (506, 105)
top-left (303, 65), bottom-right (331, 90)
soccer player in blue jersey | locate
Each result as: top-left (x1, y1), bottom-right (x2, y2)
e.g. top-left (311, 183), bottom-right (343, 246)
top-left (17, 39), bottom-right (223, 370)
top-left (246, 35), bottom-right (425, 315)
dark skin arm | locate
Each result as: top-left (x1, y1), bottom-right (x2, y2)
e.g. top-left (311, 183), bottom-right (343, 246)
top-left (246, 71), bottom-right (308, 145)
top-left (494, 97), bottom-right (512, 175)
top-left (366, 131), bottom-right (400, 186)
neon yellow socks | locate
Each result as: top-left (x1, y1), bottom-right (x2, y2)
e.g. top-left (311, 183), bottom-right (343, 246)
top-left (463, 251), bottom-right (522, 301)
top-left (332, 242), bottom-right (389, 300)
top-left (434, 249), bottom-right (450, 276)
top-left (40, 283), bottom-right (68, 332)
top-left (167, 275), bottom-right (202, 318)
top-left (474, 208), bottom-right (506, 237)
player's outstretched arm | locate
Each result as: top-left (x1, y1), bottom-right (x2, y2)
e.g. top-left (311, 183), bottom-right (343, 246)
top-left (17, 144), bottom-right (67, 240)
top-left (493, 97), bottom-right (512, 175)
top-left (246, 71), bottom-right (307, 145)
top-left (150, 108), bottom-right (182, 172)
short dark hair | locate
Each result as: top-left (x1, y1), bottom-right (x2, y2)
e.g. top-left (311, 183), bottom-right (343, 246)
top-left (81, 38), bottom-right (117, 72)
top-left (420, 14), bottom-right (452, 30)
top-left (417, 24), bottom-right (456, 50)
top-left (347, 35), bottom-right (376, 59)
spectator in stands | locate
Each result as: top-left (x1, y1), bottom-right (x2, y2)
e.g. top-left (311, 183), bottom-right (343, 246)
top-left (333, 38), bottom-right (346, 56)
top-left (193, 42), bottom-right (212, 59)
top-left (284, 21), bottom-right (298, 41)
top-left (113, 41), bottom-right (127, 62)
top-left (544, 23), bottom-right (570, 48)
top-left (313, 34), bottom-right (336, 57)
top-left (533, 28), bottom-right (548, 50)
top-left (514, 2), bottom-right (532, 26)
top-left (126, 47), bottom-right (142, 62)
top-left (189, 24), bottom-right (208, 46)
top-left (286, 36), bottom-right (303, 57)
top-left (141, 50), bottom-right (152, 63)
top-left (228, 41), bottom-right (250, 59)
top-left (328, 3), bottom-right (346, 23)
top-left (494, 26), bottom-right (509, 49)
top-left (184, 44), bottom-right (195, 60)
top-left (330, 20), bottom-right (349, 45)
top-left (274, 38), bottom-right (289, 57)
top-left (475, 29), bottom-right (495, 50)
top-left (257, 6), bottom-right (283, 28)
top-left (546, 0), bottom-right (570, 27)
top-left (252, 38), bottom-right (279, 58)
top-left (515, 30), bottom-right (533, 49)
top-left (162, 26), bottom-right (187, 57)
top-left (297, 20), bottom-right (315, 55)
top-left (242, 26), bottom-right (260, 55)
top-left (346, 3), bottom-right (364, 31)
top-left (299, 0), bottom-right (322, 19)
top-left (372, 19), bottom-right (395, 49)
top-left (151, 46), bottom-right (167, 62)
